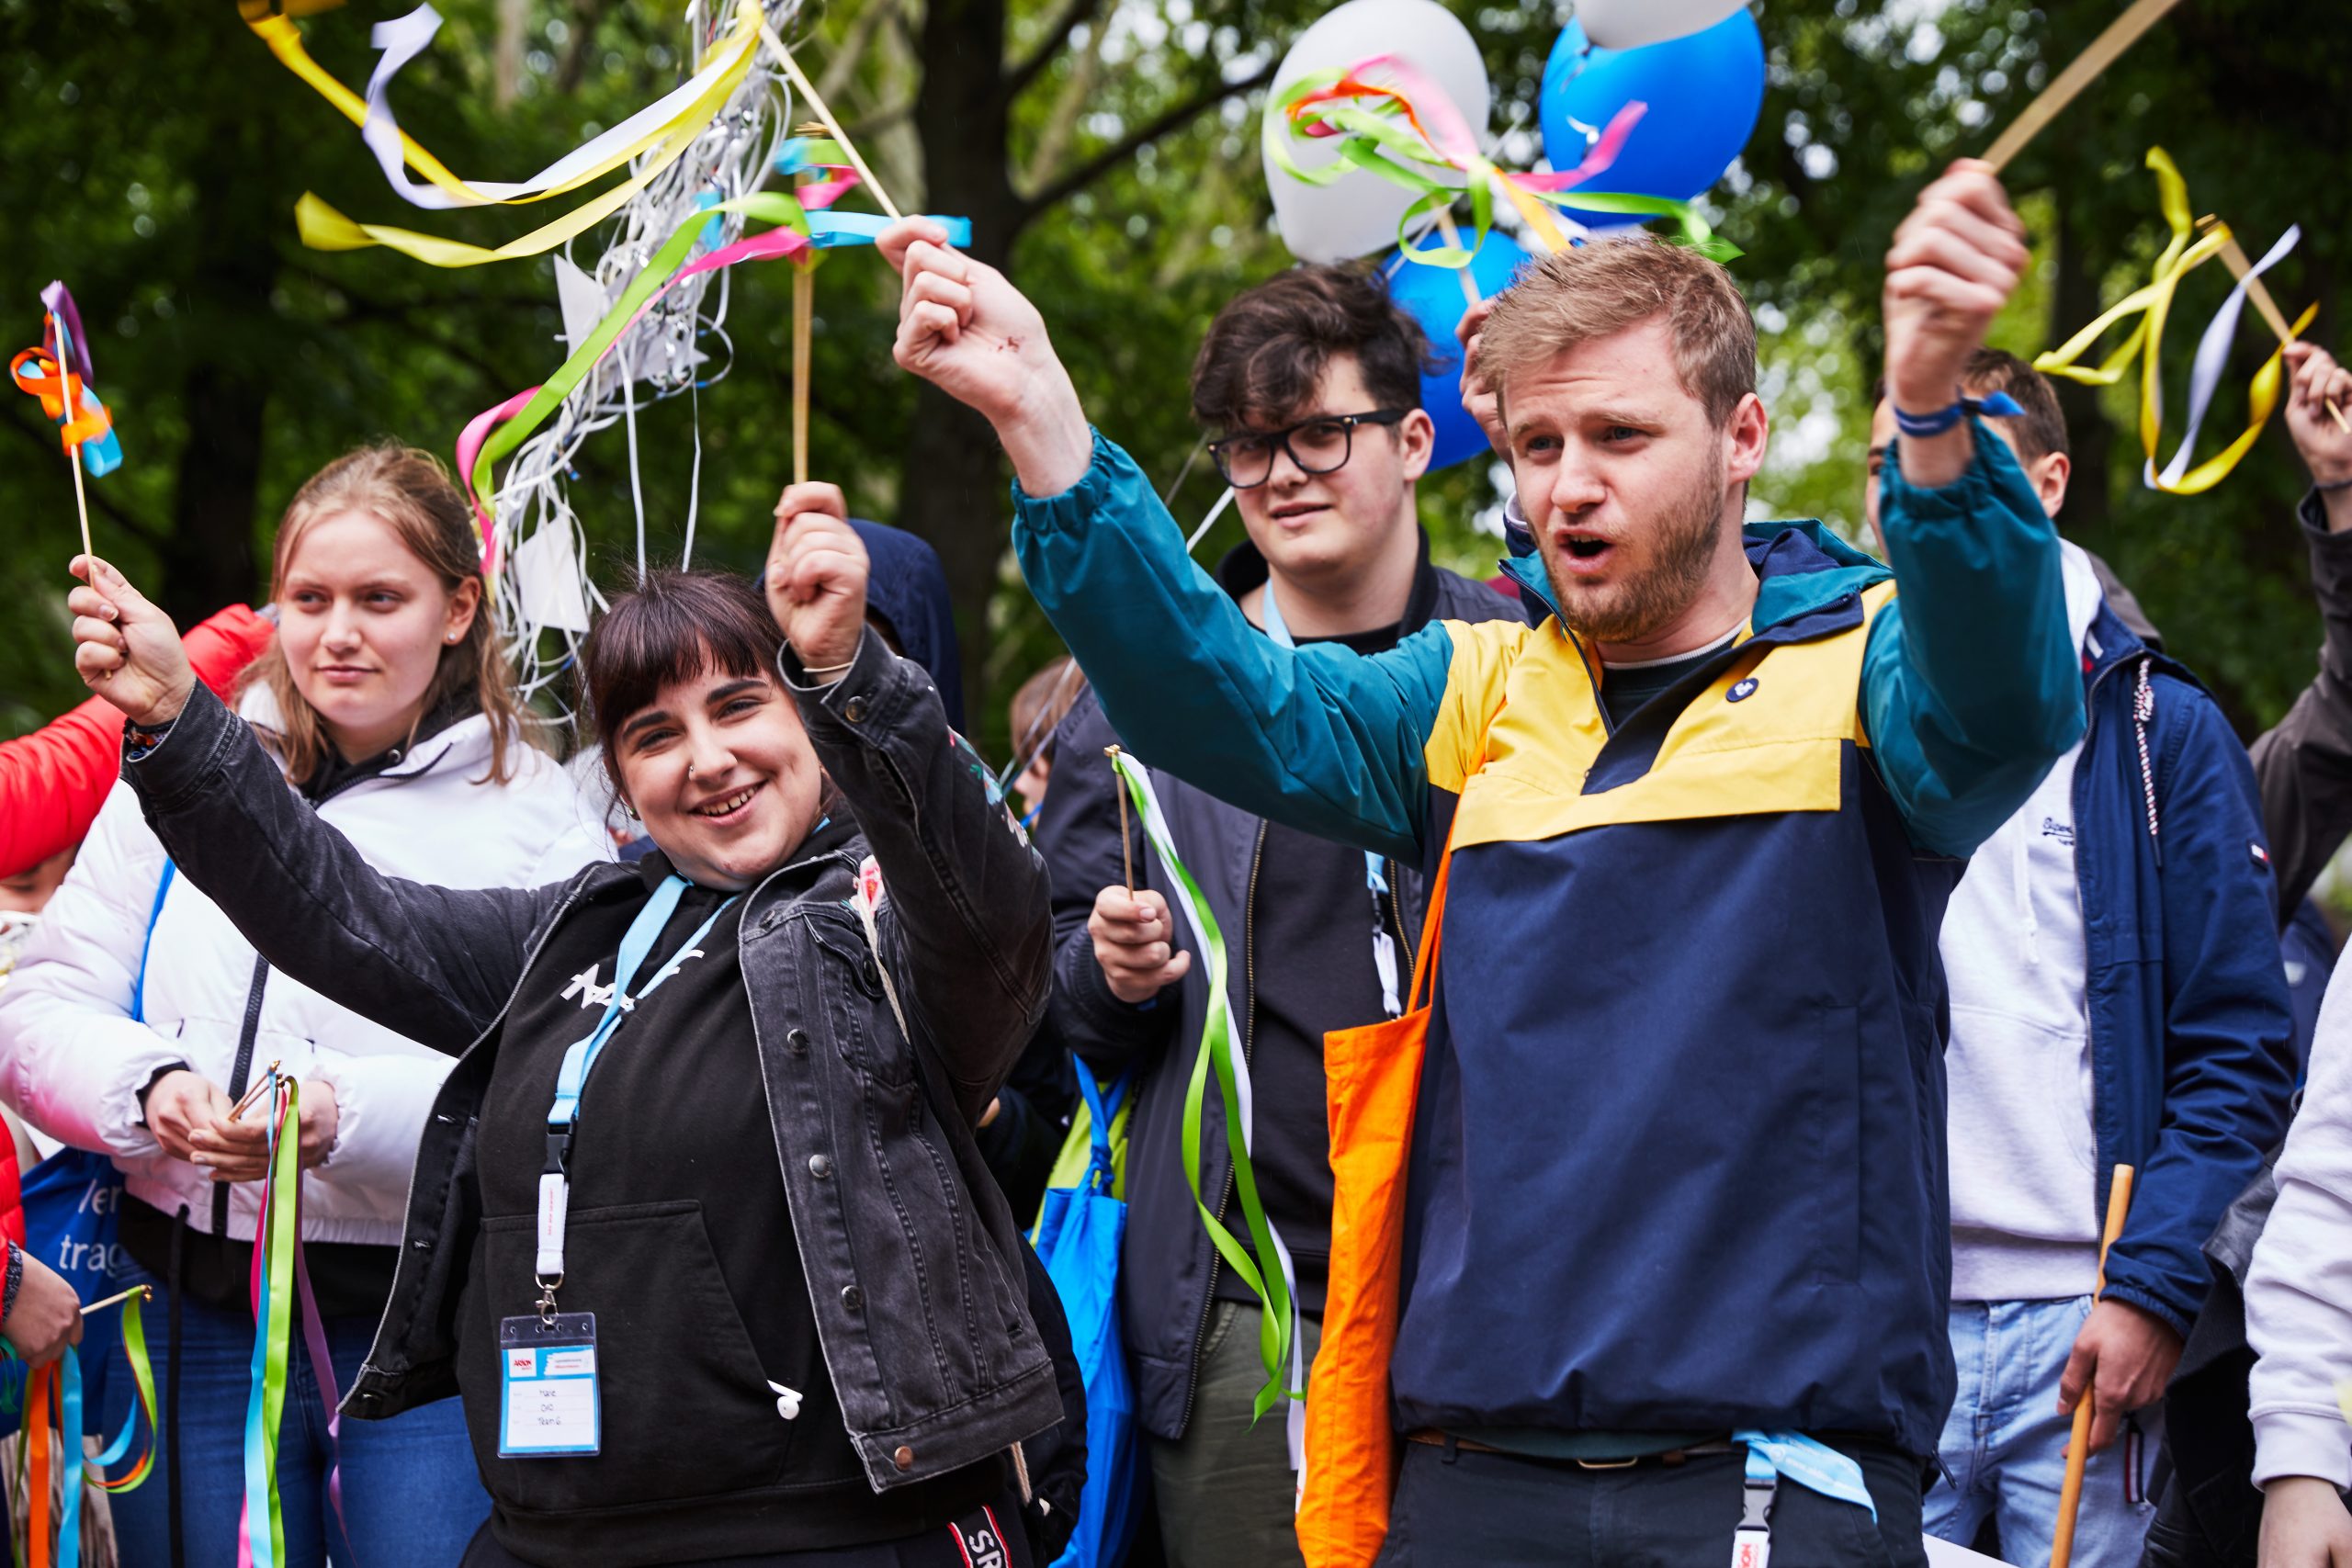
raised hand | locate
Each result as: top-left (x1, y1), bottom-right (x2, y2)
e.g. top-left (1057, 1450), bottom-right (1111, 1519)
top-left (1456, 296), bottom-right (1507, 458)
top-left (1883, 159), bottom-right (2030, 483)
top-left (68, 556), bottom-right (195, 725)
top-left (1087, 885), bottom-right (1191, 1004)
top-left (878, 218), bottom-right (1093, 497)
top-left (2282, 342), bottom-right (2352, 491)
top-left (766, 482), bottom-right (872, 675)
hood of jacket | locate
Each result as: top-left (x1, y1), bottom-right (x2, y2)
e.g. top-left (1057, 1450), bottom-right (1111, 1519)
top-left (851, 518), bottom-right (966, 731)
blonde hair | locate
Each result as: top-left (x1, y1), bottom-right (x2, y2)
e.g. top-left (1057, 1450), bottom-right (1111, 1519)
top-left (1481, 234), bottom-right (1757, 430)
top-left (238, 445), bottom-right (530, 787)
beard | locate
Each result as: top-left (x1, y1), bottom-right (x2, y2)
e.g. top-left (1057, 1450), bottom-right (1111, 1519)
top-left (1542, 452), bottom-right (1729, 645)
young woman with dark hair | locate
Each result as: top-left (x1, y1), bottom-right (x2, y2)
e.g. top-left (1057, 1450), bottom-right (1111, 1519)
top-left (57, 483), bottom-right (1061, 1567)
top-left (2, 445), bottom-right (605, 1566)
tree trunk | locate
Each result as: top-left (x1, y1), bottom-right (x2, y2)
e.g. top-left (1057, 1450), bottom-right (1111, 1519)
top-left (158, 360), bottom-right (269, 630)
top-left (900, 0), bottom-right (1023, 721)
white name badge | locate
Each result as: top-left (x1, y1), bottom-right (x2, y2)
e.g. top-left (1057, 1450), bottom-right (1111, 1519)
top-left (498, 1313), bottom-right (601, 1458)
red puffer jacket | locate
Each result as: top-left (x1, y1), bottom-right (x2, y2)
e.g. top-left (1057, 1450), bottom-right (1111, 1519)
top-left (0, 604), bottom-right (275, 883)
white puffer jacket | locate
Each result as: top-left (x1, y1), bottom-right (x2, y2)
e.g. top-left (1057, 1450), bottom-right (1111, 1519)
top-left (0, 701), bottom-right (611, 1245)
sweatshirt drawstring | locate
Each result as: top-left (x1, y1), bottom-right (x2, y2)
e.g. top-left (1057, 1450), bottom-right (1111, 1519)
top-left (2133, 658), bottom-right (2163, 868)
top-left (2013, 822), bottom-right (2041, 966)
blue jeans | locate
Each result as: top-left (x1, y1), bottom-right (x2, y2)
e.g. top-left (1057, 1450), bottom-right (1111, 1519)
top-left (103, 1258), bottom-right (488, 1568)
top-left (1925, 1298), bottom-right (2158, 1568)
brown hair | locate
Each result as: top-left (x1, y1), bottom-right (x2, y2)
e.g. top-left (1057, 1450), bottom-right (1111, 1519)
top-left (1191, 264), bottom-right (1437, 432)
top-left (239, 445), bottom-right (528, 787)
top-left (1480, 234), bottom-right (1757, 430)
top-left (1009, 656), bottom-right (1082, 768)
top-left (581, 569), bottom-right (786, 797)
top-left (1961, 347), bottom-right (2069, 460)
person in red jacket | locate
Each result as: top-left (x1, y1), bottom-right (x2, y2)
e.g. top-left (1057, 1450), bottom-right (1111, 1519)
top-left (0, 604), bottom-right (275, 882)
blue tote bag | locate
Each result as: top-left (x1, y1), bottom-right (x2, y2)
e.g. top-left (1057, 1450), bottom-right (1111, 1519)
top-left (0, 866), bottom-right (170, 1433)
top-left (1033, 1070), bottom-right (1142, 1568)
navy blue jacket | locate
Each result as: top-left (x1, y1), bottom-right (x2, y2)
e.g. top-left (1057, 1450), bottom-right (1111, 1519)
top-left (2072, 604), bottom-right (2299, 1335)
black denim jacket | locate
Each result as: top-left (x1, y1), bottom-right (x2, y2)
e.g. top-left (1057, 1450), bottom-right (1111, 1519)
top-left (122, 629), bottom-right (1063, 1494)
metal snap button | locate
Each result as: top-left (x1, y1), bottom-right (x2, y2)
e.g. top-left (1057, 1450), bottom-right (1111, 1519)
top-left (893, 1445), bottom-right (914, 1472)
top-left (843, 695), bottom-right (867, 724)
top-left (786, 1027), bottom-right (809, 1055)
top-left (808, 1154), bottom-right (833, 1179)
top-left (841, 1284), bottom-right (864, 1312)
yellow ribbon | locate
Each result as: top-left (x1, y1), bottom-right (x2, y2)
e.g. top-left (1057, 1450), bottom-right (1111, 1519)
top-left (2034, 147), bottom-right (2310, 496)
top-left (241, 0), bottom-right (765, 266)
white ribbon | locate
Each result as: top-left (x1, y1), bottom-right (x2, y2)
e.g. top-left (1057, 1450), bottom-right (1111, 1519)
top-left (2149, 224), bottom-right (2301, 491)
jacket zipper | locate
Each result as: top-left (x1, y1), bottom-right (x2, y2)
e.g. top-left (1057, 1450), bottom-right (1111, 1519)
top-left (212, 953), bottom-right (274, 1235)
top-left (1176, 818), bottom-right (1268, 1438)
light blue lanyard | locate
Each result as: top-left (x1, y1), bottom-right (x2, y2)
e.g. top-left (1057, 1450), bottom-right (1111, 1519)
top-left (1260, 584), bottom-right (1403, 1017)
top-left (536, 874), bottom-right (736, 1289)
top-left (1727, 1429), bottom-right (1879, 1565)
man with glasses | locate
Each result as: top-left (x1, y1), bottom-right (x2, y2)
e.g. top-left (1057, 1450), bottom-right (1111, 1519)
top-left (1029, 265), bottom-right (1520, 1568)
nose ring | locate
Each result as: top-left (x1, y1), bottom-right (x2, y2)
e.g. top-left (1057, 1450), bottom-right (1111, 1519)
top-left (687, 761), bottom-right (697, 780)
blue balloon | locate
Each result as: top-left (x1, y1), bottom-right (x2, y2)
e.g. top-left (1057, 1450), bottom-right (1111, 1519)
top-left (1539, 8), bottom-right (1763, 227)
top-left (1383, 231), bottom-right (1536, 473)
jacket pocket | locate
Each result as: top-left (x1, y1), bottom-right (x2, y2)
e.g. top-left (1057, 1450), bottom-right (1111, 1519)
top-left (810, 919), bottom-right (917, 1091)
top-left (465, 1201), bottom-right (801, 1514)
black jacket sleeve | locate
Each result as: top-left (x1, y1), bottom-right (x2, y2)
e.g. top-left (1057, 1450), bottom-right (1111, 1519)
top-left (787, 629), bottom-right (1054, 1126)
top-left (120, 682), bottom-right (565, 1052)
top-left (1030, 688), bottom-right (1179, 1077)
top-left (2249, 492), bottom-right (2352, 915)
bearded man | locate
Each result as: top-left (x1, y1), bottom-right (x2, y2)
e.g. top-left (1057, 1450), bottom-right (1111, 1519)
top-left (882, 161), bottom-right (2083, 1568)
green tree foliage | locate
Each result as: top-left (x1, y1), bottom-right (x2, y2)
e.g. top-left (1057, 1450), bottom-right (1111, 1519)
top-left (2, 0), bottom-right (2346, 763)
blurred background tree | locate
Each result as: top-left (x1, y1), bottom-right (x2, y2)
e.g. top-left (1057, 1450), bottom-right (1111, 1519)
top-left (3, 0), bottom-right (2345, 766)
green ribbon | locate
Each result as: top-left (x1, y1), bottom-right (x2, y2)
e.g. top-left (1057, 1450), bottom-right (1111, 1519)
top-left (1107, 751), bottom-right (1297, 1420)
top-left (1266, 69), bottom-right (1739, 266)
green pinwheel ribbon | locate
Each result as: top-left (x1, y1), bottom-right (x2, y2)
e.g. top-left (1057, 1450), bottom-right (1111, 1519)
top-left (239, 1076), bottom-right (303, 1568)
top-left (1106, 750), bottom-right (1302, 1427)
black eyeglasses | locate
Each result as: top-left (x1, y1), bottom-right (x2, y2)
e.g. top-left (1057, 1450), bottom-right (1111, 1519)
top-left (1207, 409), bottom-right (1412, 490)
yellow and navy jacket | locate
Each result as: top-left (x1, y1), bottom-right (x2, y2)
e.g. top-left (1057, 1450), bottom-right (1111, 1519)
top-left (1012, 425), bottom-right (2083, 1459)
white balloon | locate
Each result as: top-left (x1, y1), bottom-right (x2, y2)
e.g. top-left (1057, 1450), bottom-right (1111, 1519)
top-left (1572, 0), bottom-right (1749, 51)
top-left (1262, 0), bottom-right (1491, 265)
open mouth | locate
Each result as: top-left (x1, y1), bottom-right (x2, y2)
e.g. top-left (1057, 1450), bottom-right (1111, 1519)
top-left (692, 783), bottom-right (763, 820)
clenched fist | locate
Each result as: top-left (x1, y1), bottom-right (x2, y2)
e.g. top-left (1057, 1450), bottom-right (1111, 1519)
top-left (1883, 159), bottom-right (2030, 483)
top-left (68, 557), bottom-right (195, 725)
top-left (1089, 886), bottom-right (1191, 1004)
top-left (766, 483), bottom-right (872, 675)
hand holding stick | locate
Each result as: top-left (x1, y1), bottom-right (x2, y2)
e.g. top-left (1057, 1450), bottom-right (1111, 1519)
top-left (2051, 1163), bottom-right (2137, 1568)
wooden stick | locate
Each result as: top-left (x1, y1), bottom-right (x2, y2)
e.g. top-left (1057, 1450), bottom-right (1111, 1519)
top-left (760, 19), bottom-right (902, 221)
top-left (78, 1285), bottom-right (153, 1317)
top-left (68, 438), bottom-right (92, 567)
top-left (2051, 1163), bottom-right (2137, 1568)
top-left (226, 1060), bottom-right (282, 1124)
top-left (1984, 0), bottom-right (2191, 174)
top-left (1104, 745), bottom-right (1134, 895)
top-left (2197, 218), bottom-right (2350, 433)
top-left (791, 263), bottom-right (815, 485)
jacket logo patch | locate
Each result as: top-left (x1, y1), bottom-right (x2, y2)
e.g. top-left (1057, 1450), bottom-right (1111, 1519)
top-left (1726, 677), bottom-right (1759, 703)
top-left (2041, 818), bottom-right (2075, 846)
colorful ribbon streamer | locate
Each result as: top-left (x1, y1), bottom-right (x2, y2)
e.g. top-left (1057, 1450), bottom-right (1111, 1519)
top-left (1268, 53), bottom-right (1737, 267)
top-left (238, 1076), bottom-right (302, 1568)
top-left (2033, 147), bottom-right (2311, 497)
top-left (1105, 750), bottom-right (1301, 1430)
top-left (241, 0), bottom-right (766, 266)
top-left (10, 283), bottom-right (123, 478)
top-left (456, 188), bottom-right (970, 570)
top-left (15, 1291), bottom-right (161, 1568)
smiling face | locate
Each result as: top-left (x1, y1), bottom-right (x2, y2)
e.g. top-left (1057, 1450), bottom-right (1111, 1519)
top-left (1502, 315), bottom-right (1768, 656)
top-left (1228, 355), bottom-right (1433, 592)
top-left (612, 663), bottom-right (826, 891)
top-left (275, 510), bottom-right (481, 761)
